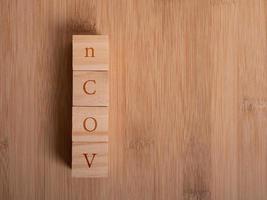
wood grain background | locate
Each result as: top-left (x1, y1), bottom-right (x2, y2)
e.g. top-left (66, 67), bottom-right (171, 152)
top-left (0, 0), bottom-right (267, 199)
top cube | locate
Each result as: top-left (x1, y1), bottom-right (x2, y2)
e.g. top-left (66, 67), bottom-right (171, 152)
top-left (73, 35), bottom-right (109, 71)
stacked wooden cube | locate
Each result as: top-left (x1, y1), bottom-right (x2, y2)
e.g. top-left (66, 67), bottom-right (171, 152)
top-left (72, 35), bottom-right (109, 177)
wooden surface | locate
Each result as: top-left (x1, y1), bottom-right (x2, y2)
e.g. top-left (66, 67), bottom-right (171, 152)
top-left (0, 0), bottom-right (267, 199)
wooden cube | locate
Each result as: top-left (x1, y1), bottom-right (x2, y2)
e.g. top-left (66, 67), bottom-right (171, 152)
top-left (73, 71), bottom-right (109, 106)
top-left (72, 142), bottom-right (108, 177)
top-left (72, 107), bottom-right (108, 142)
top-left (73, 35), bottom-right (109, 71)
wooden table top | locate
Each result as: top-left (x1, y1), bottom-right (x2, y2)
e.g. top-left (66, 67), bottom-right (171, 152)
top-left (0, 0), bottom-right (267, 199)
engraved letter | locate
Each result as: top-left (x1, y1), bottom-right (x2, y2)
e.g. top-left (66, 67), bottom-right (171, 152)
top-left (85, 47), bottom-right (95, 57)
top-left (83, 153), bottom-right (97, 168)
top-left (83, 117), bottom-right (97, 132)
top-left (83, 80), bottom-right (96, 95)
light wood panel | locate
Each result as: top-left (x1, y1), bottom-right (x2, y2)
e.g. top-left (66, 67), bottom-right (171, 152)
top-left (0, 0), bottom-right (267, 199)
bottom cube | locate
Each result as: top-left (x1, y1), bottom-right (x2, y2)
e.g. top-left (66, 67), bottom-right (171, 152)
top-left (72, 142), bottom-right (108, 177)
